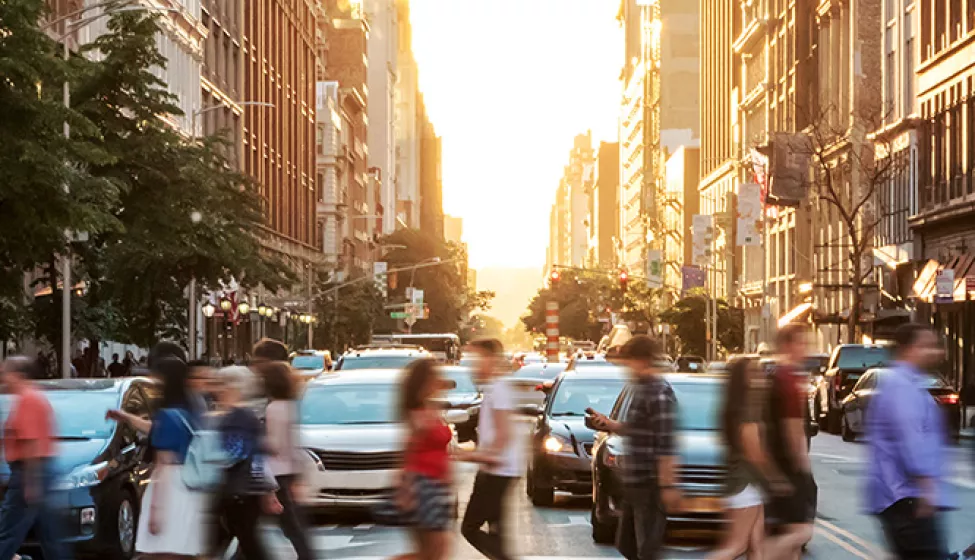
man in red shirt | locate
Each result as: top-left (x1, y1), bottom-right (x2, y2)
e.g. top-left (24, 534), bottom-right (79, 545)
top-left (0, 356), bottom-right (72, 560)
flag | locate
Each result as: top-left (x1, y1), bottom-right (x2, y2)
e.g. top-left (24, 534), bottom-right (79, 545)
top-left (682, 266), bottom-right (706, 295)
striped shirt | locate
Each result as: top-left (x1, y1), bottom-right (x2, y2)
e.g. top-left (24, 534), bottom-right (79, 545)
top-left (620, 375), bottom-right (678, 487)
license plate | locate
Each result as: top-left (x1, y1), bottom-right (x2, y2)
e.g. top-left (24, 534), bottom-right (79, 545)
top-left (682, 496), bottom-right (723, 513)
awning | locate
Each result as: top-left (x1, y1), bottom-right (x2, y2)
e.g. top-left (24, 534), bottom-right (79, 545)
top-left (32, 281), bottom-right (87, 298)
top-left (778, 302), bottom-right (813, 327)
top-left (911, 253), bottom-right (975, 302)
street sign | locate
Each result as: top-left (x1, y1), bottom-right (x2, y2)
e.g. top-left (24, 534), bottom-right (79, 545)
top-left (390, 311), bottom-right (408, 319)
top-left (935, 269), bottom-right (955, 303)
top-left (411, 289), bottom-right (424, 305)
top-left (373, 261), bottom-right (388, 276)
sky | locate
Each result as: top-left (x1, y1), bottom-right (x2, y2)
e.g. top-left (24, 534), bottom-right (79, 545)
top-left (410, 0), bottom-right (623, 270)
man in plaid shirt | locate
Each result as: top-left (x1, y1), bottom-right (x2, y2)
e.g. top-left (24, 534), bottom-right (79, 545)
top-left (590, 335), bottom-right (681, 559)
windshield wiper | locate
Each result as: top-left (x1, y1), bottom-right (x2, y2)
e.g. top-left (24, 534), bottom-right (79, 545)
top-left (551, 412), bottom-right (584, 417)
top-left (56, 436), bottom-right (93, 441)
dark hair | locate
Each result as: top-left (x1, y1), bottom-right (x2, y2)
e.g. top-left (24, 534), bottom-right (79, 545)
top-left (620, 335), bottom-right (661, 363)
top-left (892, 323), bottom-right (931, 357)
top-left (400, 358), bottom-right (440, 420)
top-left (721, 357), bottom-right (754, 453)
top-left (112, 353), bottom-right (119, 361)
top-left (157, 357), bottom-right (191, 409)
top-left (469, 338), bottom-right (503, 356)
top-left (148, 341), bottom-right (187, 369)
top-left (253, 338), bottom-right (289, 362)
top-left (258, 361), bottom-right (296, 400)
top-left (775, 323), bottom-right (807, 349)
top-left (2, 356), bottom-right (39, 379)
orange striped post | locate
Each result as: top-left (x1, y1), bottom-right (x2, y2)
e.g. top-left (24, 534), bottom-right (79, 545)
top-left (545, 301), bottom-right (559, 363)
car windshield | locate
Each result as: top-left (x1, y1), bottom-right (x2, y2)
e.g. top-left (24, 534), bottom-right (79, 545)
top-left (291, 355), bottom-right (324, 370)
top-left (513, 365), bottom-right (565, 380)
top-left (300, 384), bottom-right (397, 425)
top-left (336, 355), bottom-right (418, 371)
top-left (671, 382), bottom-right (722, 431)
top-left (443, 369), bottom-right (477, 393)
top-left (37, 391), bottom-right (119, 439)
top-left (836, 347), bottom-right (890, 369)
top-left (549, 379), bottom-right (625, 417)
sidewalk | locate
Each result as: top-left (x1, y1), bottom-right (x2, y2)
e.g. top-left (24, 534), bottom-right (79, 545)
top-left (962, 427), bottom-right (975, 441)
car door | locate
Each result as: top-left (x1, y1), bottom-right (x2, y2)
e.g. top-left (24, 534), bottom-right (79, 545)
top-left (847, 371), bottom-right (876, 432)
top-left (128, 383), bottom-right (158, 493)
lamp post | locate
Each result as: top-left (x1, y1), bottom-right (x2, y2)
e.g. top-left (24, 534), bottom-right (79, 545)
top-left (46, 3), bottom-right (179, 379)
top-left (201, 301), bottom-right (216, 358)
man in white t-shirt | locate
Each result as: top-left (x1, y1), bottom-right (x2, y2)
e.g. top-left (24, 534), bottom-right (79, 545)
top-left (458, 338), bottom-right (522, 560)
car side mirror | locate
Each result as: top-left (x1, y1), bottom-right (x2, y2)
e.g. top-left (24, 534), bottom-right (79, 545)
top-left (516, 403), bottom-right (542, 417)
top-left (443, 409), bottom-right (469, 425)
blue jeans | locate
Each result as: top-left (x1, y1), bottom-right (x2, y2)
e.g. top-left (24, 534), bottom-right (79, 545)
top-left (0, 460), bottom-right (73, 560)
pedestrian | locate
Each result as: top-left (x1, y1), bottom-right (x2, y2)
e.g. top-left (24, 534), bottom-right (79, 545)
top-left (108, 353), bottom-right (125, 378)
top-left (122, 350), bottom-right (135, 376)
top-left (391, 358), bottom-right (456, 560)
top-left (864, 323), bottom-right (953, 559)
top-left (587, 335), bottom-right (681, 560)
top-left (0, 356), bottom-right (73, 560)
top-left (458, 338), bottom-right (523, 560)
top-left (257, 361), bottom-right (314, 560)
top-left (212, 366), bottom-right (283, 560)
top-left (763, 323), bottom-right (816, 560)
top-left (709, 356), bottom-right (788, 560)
top-left (252, 337), bottom-right (289, 363)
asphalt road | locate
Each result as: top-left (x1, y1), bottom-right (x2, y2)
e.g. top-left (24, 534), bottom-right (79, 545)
top-left (261, 433), bottom-right (975, 559)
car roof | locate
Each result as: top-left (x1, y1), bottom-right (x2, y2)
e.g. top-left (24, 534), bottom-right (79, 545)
top-left (34, 377), bottom-right (151, 393)
top-left (305, 369), bottom-right (403, 387)
top-left (294, 349), bottom-right (327, 356)
top-left (343, 347), bottom-right (429, 357)
top-left (662, 373), bottom-right (726, 385)
top-left (561, 365), bottom-right (627, 380)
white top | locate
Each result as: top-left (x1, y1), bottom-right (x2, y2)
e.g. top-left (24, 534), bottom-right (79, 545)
top-left (265, 400), bottom-right (299, 477)
top-left (478, 378), bottom-right (525, 478)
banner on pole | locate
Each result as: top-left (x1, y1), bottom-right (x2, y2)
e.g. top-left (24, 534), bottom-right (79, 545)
top-left (691, 215), bottom-right (714, 268)
top-left (646, 250), bottom-right (663, 288)
top-left (681, 266), bottom-right (706, 295)
top-left (737, 183), bottom-right (763, 246)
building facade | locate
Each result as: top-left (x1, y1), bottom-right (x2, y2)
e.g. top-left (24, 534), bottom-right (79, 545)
top-left (418, 99), bottom-right (444, 239)
top-left (593, 142), bottom-right (620, 269)
top-left (395, 0), bottom-right (421, 228)
top-left (365, 0), bottom-right (399, 234)
top-left (662, 146), bottom-right (701, 294)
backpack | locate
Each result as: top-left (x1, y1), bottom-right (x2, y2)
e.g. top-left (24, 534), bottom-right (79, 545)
top-left (175, 410), bottom-right (232, 491)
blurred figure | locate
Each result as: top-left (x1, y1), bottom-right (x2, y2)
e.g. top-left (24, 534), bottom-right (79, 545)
top-left (710, 357), bottom-right (783, 560)
top-left (458, 338), bottom-right (521, 560)
top-left (108, 353), bottom-right (125, 378)
top-left (122, 350), bottom-right (135, 376)
top-left (126, 357), bottom-right (207, 559)
top-left (186, 360), bottom-right (216, 414)
top-left (260, 362), bottom-right (313, 560)
top-left (252, 338), bottom-right (289, 364)
top-left (763, 324), bottom-right (816, 560)
top-left (0, 356), bottom-right (73, 560)
top-left (212, 366), bottom-right (282, 560)
top-left (588, 336), bottom-right (680, 560)
top-left (393, 358), bottom-right (455, 560)
top-left (864, 324), bottom-right (952, 559)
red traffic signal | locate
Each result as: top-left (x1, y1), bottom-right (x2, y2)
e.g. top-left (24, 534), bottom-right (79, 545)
top-left (549, 269), bottom-right (561, 287)
top-left (619, 270), bottom-right (629, 291)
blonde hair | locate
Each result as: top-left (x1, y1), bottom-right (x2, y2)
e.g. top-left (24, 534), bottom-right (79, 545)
top-left (215, 366), bottom-right (260, 398)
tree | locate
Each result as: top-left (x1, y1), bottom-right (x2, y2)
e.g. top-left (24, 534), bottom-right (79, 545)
top-left (315, 278), bottom-right (385, 354)
top-left (466, 314), bottom-right (505, 341)
top-left (659, 290), bottom-right (744, 356)
top-left (378, 229), bottom-right (493, 335)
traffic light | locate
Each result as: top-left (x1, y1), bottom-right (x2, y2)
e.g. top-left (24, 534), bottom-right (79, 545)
top-left (549, 269), bottom-right (561, 287)
top-left (619, 269), bottom-right (629, 292)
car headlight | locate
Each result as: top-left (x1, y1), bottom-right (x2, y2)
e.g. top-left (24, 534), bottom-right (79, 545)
top-left (54, 462), bottom-right (108, 491)
top-left (543, 434), bottom-right (571, 454)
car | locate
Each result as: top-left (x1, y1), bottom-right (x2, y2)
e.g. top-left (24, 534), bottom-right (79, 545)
top-left (508, 362), bottom-right (568, 407)
top-left (589, 374), bottom-right (725, 543)
top-left (333, 346), bottom-right (431, 371)
top-left (676, 355), bottom-right (706, 373)
top-left (439, 366), bottom-right (482, 443)
top-left (0, 378), bottom-right (159, 559)
top-left (814, 344), bottom-right (891, 434)
top-left (839, 368), bottom-right (961, 442)
top-left (565, 354), bottom-right (611, 371)
top-left (524, 367), bottom-right (627, 506)
top-left (705, 361), bottom-right (728, 374)
top-left (297, 370), bottom-right (467, 511)
top-left (289, 350), bottom-right (332, 381)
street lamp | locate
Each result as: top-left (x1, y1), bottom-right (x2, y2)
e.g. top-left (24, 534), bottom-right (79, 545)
top-left (257, 303), bottom-right (268, 316)
top-left (238, 301), bottom-right (250, 315)
top-left (219, 297), bottom-right (232, 312)
top-left (201, 301), bottom-right (216, 318)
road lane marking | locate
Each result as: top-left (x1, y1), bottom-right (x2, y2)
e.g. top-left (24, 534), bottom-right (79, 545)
top-left (811, 452), bottom-right (861, 463)
top-left (947, 476), bottom-right (975, 489)
top-left (546, 514), bottom-right (591, 527)
top-left (353, 523), bottom-right (374, 530)
top-left (815, 518), bottom-right (885, 558)
top-left (814, 524), bottom-right (873, 559)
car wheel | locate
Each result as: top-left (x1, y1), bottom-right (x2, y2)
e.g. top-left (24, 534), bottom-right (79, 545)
top-left (841, 414), bottom-right (855, 442)
top-left (591, 498), bottom-right (615, 544)
top-left (109, 489), bottom-right (137, 560)
top-left (827, 406), bottom-right (842, 435)
top-left (529, 470), bottom-right (554, 507)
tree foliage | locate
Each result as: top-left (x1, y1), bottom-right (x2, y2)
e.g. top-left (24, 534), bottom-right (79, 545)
top-left (315, 278), bottom-right (385, 354)
top-left (659, 290), bottom-right (744, 356)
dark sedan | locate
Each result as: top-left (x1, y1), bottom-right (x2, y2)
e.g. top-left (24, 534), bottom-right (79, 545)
top-left (840, 368), bottom-right (961, 442)
top-left (0, 378), bottom-right (158, 559)
top-left (440, 366), bottom-right (481, 443)
top-left (589, 374), bottom-right (725, 543)
top-left (525, 367), bottom-right (627, 506)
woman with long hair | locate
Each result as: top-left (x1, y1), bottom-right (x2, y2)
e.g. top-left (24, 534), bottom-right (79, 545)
top-left (709, 357), bottom-right (786, 560)
top-left (394, 358), bottom-right (455, 560)
top-left (128, 357), bottom-right (207, 560)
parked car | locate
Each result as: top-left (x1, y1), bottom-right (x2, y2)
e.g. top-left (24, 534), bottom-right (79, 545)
top-left (840, 367), bottom-right (961, 442)
top-left (0, 378), bottom-right (158, 560)
top-left (439, 366), bottom-right (482, 443)
top-left (333, 346), bottom-right (431, 371)
top-left (289, 349), bottom-right (332, 381)
top-left (676, 355), bottom-right (707, 373)
top-left (814, 344), bottom-right (891, 433)
top-left (298, 370), bottom-right (467, 511)
top-left (589, 374), bottom-right (726, 543)
top-left (508, 362), bottom-right (568, 408)
top-left (524, 367), bottom-right (627, 506)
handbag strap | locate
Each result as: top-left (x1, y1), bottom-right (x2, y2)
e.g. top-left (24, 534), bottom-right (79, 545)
top-left (174, 409), bottom-right (197, 437)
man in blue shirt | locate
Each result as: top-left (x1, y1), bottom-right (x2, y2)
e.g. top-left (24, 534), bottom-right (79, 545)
top-left (864, 323), bottom-right (951, 559)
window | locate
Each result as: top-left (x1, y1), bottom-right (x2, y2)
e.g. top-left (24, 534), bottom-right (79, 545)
top-left (885, 26), bottom-right (896, 118)
top-left (904, 8), bottom-right (915, 110)
top-left (935, 0), bottom-right (947, 50)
